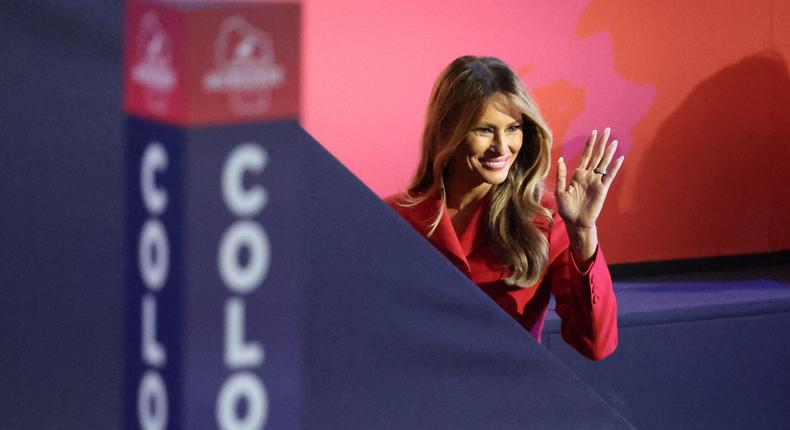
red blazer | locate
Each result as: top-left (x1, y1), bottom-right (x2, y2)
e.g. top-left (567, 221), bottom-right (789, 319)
top-left (385, 191), bottom-right (618, 361)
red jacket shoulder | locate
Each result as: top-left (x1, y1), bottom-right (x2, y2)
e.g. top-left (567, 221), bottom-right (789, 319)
top-left (384, 192), bottom-right (406, 207)
top-left (383, 192), bottom-right (412, 218)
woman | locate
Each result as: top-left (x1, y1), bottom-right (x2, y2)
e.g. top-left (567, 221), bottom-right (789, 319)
top-left (386, 56), bottom-right (623, 361)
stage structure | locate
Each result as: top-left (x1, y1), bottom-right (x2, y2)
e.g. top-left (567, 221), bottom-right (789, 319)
top-left (123, 1), bottom-right (633, 429)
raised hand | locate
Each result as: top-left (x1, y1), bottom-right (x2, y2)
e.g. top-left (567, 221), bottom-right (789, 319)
top-left (555, 128), bottom-right (624, 261)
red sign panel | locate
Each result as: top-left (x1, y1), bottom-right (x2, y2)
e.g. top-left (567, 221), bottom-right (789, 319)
top-left (124, 0), bottom-right (300, 126)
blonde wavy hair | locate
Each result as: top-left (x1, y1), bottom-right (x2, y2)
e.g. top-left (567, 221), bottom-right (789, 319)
top-left (404, 56), bottom-right (553, 287)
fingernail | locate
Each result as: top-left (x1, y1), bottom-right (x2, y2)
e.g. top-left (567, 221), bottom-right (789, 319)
top-left (592, 129), bottom-right (597, 136)
top-left (612, 140), bottom-right (618, 146)
top-left (558, 156), bottom-right (564, 163)
top-left (605, 127), bottom-right (611, 134)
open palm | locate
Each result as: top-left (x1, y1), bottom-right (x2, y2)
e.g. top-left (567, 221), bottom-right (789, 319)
top-left (556, 128), bottom-right (624, 230)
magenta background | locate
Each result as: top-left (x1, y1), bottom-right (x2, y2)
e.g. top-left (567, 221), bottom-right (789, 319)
top-left (292, 0), bottom-right (790, 263)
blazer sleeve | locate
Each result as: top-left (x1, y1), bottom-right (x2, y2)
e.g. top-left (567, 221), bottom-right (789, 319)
top-left (547, 214), bottom-right (618, 361)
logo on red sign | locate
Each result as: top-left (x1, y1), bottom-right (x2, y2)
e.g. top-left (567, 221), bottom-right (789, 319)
top-left (130, 11), bottom-right (177, 114)
top-left (203, 16), bottom-right (286, 116)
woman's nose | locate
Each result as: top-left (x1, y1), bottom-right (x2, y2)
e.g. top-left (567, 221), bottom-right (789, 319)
top-left (491, 133), bottom-right (507, 153)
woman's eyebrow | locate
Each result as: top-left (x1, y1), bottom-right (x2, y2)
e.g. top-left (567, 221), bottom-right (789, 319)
top-left (475, 121), bottom-right (521, 128)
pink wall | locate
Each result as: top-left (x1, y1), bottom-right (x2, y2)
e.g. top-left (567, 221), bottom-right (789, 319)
top-left (298, 0), bottom-right (790, 263)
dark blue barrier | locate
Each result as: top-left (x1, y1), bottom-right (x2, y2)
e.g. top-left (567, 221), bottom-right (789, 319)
top-left (545, 279), bottom-right (790, 429)
top-left (124, 118), bottom-right (634, 429)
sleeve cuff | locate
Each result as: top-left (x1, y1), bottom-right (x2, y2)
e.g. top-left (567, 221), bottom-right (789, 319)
top-left (569, 244), bottom-right (601, 276)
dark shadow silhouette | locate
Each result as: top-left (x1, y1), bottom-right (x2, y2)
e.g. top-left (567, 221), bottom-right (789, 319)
top-left (601, 51), bottom-right (790, 262)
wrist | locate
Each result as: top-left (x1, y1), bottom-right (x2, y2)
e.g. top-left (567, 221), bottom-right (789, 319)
top-left (567, 224), bottom-right (598, 263)
top-left (568, 224), bottom-right (597, 243)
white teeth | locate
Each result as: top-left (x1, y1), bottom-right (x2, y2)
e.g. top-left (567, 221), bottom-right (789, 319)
top-left (480, 157), bottom-right (508, 169)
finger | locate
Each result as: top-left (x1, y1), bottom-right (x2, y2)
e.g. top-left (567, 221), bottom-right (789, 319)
top-left (578, 130), bottom-right (596, 171)
top-left (556, 157), bottom-right (567, 193)
top-left (602, 155), bottom-right (624, 186)
top-left (589, 127), bottom-right (611, 170)
top-left (597, 140), bottom-right (618, 171)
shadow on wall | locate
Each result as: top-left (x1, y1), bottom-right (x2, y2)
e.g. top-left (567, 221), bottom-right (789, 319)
top-left (606, 51), bottom-right (790, 261)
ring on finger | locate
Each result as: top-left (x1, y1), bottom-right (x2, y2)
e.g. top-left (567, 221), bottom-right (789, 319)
top-left (593, 167), bottom-right (607, 175)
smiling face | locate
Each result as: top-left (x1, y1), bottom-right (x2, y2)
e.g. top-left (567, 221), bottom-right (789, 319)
top-left (447, 93), bottom-right (524, 192)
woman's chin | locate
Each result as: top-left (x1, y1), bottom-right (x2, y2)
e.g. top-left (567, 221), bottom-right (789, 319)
top-left (479, 171), bottom-right (509, 185)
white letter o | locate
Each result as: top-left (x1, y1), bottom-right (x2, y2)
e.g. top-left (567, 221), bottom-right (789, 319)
top-left (138, 218), bottom-right (169, 291)
top-left (137, 370), bottom-right (168, 430)
top-left (218, 221), bottom-right (270, 294)
top-left (216, 372), bottom-right (268, 430)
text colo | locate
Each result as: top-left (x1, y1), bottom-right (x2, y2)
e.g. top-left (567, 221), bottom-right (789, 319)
top-left (216, 143), bottom-right (270, 430)
top-left (137, 142), bottom-right (170, 430)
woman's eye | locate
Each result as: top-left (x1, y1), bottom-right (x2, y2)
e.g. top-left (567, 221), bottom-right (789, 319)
top-left (474, 127), bottom-right (494, 135)
top-left (506, 124), bottom-right (522, 133)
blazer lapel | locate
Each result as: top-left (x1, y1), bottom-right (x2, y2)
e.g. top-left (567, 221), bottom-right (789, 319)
top-left (397, 191), bottom-right (491, 275)
top-left (429, 200), bottom-right (470, 274)
top-left (459, 192), bottom-right (490, 258)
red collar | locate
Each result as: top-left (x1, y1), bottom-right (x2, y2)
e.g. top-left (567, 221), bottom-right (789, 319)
top-left (411, 191), bottom-right (490, 274)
